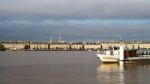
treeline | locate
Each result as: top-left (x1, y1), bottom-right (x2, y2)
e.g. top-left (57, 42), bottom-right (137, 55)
top-left (0, 43), bottom-right (5, 51)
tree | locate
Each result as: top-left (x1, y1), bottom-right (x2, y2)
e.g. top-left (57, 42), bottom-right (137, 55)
top-left (82, 45), bottom-right (85, 51)
top-left (24, 45), bottom-right (30, 49)
top-left (0, 43), bottom-right (5, 51)
top-left (69, 44), bottom-right (72, 50)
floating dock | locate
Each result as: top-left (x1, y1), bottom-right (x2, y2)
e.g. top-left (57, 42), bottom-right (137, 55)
top-left (126, 56), bottom-right (150, 61)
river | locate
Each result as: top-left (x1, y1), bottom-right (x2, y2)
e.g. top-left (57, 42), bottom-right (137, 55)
top-left (0, 51), bottom-right (150, 84)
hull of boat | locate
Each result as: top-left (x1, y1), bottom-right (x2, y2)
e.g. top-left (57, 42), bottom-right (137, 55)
top-left (97, 54), bottom-right (119, 63)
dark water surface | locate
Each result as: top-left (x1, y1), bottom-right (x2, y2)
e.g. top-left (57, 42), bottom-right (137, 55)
top-left (0, 51), bottom-right (150, 84)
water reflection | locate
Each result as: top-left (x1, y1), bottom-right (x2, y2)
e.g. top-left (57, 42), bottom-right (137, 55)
top-left (97, 62), bottom-right (150, 84)
top-left (97, 63), bottom-right (124, 84)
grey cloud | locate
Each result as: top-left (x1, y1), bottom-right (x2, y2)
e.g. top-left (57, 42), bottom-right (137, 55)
top-left (1, 19), bottom-right (150, 25)
top-left (0, 0), bottom-right (150, 19)
top-left (0, 0), bottom-right (150, 41)
top-left (0, 20), bottom-right (150, 41)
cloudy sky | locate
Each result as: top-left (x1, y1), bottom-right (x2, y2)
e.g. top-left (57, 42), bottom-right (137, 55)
top-left (0, 0), bottom-right (150, 41)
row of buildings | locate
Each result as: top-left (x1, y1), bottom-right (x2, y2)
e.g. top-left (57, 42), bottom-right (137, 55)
top-left (1, 41), bottom-right (150, 51)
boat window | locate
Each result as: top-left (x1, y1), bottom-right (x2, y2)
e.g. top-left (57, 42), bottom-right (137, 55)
top-left (114, 47), bottom-right (119, 50)
top-left (142, 52), bottom-right (144, 55)
top-left (146, 52), bottom-right (148, 55)
top-left (108, 46), bottom-right (119, 50)
top-left (110, 51), bottom-right (113, 55)
top-left (109, 47), bottom-right (113, 50)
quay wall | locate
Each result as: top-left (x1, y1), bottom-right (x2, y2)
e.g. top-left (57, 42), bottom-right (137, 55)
top-left (2, 42), bottom-right (150, 51)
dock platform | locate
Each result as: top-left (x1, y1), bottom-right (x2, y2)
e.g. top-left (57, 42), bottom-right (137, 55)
top-left (126, 57), bottom-right (150, 61)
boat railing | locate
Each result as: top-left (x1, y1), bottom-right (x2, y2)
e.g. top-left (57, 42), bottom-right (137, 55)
top-left (99, 50), bottom-right (119, 55)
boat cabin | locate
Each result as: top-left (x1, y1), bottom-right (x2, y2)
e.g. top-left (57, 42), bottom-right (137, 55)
top-left (124, 49), bottom-right (138, 58)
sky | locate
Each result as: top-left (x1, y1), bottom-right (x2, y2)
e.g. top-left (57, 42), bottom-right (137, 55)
top-left (0, 0), bottom-right (150, 41)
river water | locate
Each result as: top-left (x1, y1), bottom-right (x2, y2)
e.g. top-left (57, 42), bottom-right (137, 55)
top-left (0, 51), bottom-right (150, 84)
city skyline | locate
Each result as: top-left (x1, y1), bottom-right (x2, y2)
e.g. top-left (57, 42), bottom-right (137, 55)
top-left (0, 0), bottom-right (150, 41)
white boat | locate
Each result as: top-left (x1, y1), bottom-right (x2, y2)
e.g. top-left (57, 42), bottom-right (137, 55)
top-left (97, 46), bottom-right (124, 63)
top-left (97, 54), bottom-right (119, 62)
top-left (97, 46), bottom-right (150, 63)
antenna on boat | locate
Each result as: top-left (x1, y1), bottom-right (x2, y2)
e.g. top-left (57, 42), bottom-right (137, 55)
top-left (120, 36), bottom-right (122, 41)
top-left (119, 35), bottom-right (124, 43)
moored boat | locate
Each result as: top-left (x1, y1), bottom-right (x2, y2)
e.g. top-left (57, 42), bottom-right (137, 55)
top-left (97, 46), bottom-right (121, 63)
top-left (96, 46), bottom-right (140, 63)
